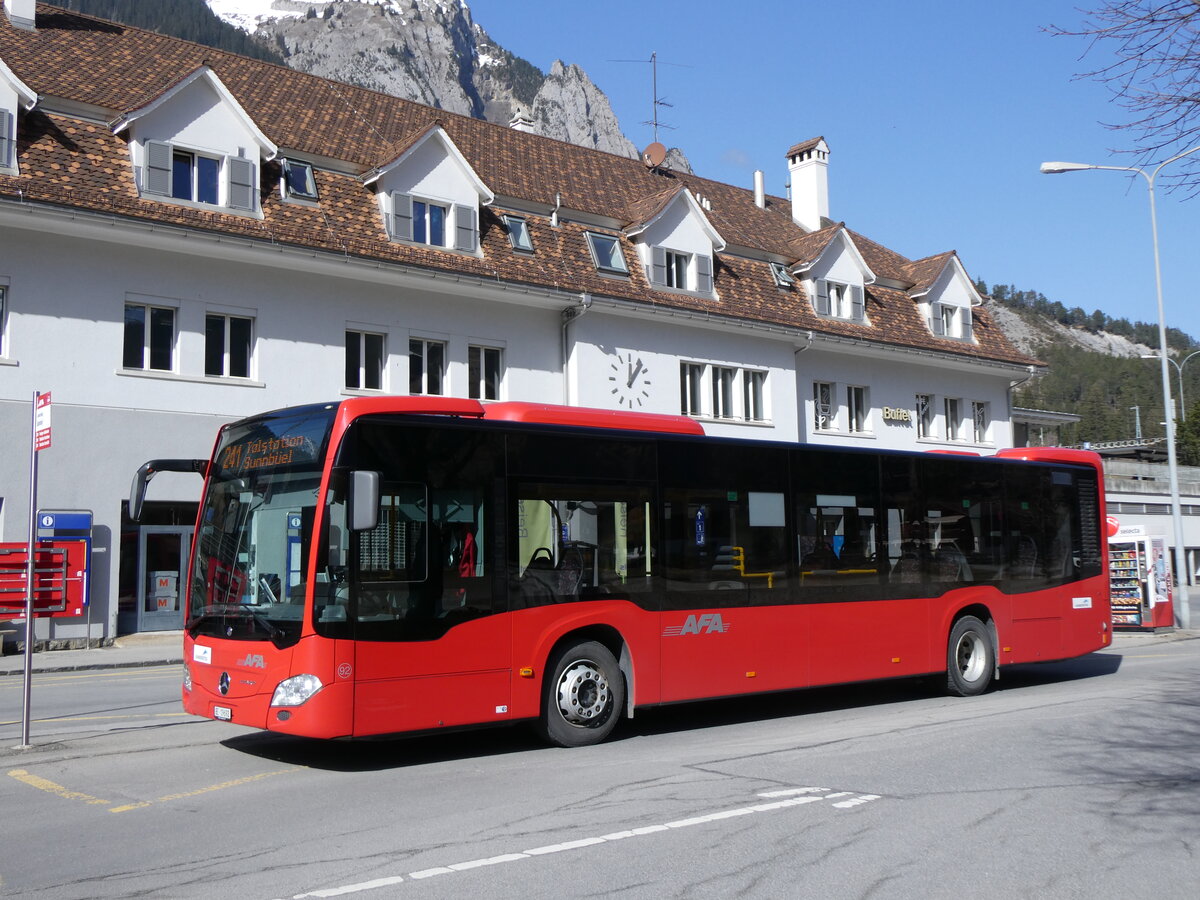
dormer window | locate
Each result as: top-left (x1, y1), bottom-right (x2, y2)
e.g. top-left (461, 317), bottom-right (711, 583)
top-left (815, 280), bottom-right (864, 322)
top-left (770, 262), bottom-right (795, 288)
top-left (930, 302), bottom-right (973, 340)
top-left (281, 158), bottom-right (318, 201)
top-left (387, 192), bottom-right (479, 252)
top-left (649, 246), bottom-right (714, 294)
top-left (142, 140), bottom-right (257, 212)
top-left (502, 215), bottom-right (534, 252)
top-left (586, 232), bottom-right (629, 275)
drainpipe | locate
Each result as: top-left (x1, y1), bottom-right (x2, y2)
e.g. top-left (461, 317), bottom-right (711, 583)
top-left (1008, 365), bottom-right (1037, 446)
top-left (794, 331), bottom-right (814, 441)
top-left (561, 292), bottom-right (592, 405)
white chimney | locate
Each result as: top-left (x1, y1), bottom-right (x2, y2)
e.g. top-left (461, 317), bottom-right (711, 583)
top-left (786, 136), bottom-right (829, 231)
top-left (508, 106), bottom-right (535, 133)
top-left (4, 0), bottom-right (35, 30)
top-left (753, 170), bottom-right (765, 209)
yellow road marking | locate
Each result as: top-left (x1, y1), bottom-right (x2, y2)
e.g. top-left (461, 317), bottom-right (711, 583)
top-left (108, 769), bottom-right (298, 813)
top-left (7, 769), bottom-right (109, 805)
top-left (8, 766), bottom-right (299, 814)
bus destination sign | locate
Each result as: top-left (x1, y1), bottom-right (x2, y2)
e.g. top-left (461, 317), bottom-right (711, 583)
top-left (218, 435), bottom-right (316, 475)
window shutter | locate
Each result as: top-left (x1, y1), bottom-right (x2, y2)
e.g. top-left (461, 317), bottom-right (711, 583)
top-left (962, 308), bottom-right (974, 340)
top-left (850, 285), bottom-right (864, 321)
top-left (816, 281), bottom-right (831, 315)
top-left (0, 109), bottom-right (10, 168)
top-left (454, 203), bottom-right (477, 252)
top-left (930, 303), bottom-right (945, 335)
top-left (390, 191), bottom-right (413, 241)
top-left (650, 246), bottom-right (666, 286)
top-left (228, 156), bottom-right (255, 211)
top-left (696, 254), bottom-right (713, 294)
top-left (144, 140), bottom-right (172, 196)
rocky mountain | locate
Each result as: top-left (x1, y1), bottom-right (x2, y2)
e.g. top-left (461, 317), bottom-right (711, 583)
top-left (206, 0), bottom-right (671, 164)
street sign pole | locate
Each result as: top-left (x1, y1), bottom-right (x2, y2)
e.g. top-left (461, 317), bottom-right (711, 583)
top-left (19, 390), bottom-right (50, 749)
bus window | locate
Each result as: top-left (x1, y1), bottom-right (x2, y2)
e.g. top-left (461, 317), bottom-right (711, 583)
top-left (793, 448), bottom-right (882, 598)
top-left (511, 483), bottom-right (655, 608)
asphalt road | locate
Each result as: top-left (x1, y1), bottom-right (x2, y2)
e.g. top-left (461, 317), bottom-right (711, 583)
top-left (3, 636), bottom-right (1199, 899)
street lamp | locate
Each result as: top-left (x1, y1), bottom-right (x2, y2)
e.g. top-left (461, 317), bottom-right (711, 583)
top-left (1041, 145), bottom-right (1200, 630)
top-left (1140, 350), bottom-right (1200, 422)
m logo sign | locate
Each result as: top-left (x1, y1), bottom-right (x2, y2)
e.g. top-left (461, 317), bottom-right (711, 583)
top-left (662, 613), bottom-right (730, 637)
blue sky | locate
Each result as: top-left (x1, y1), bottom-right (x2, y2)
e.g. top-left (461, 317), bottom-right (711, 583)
top-left (467, 0), bottom-right (1200, 341)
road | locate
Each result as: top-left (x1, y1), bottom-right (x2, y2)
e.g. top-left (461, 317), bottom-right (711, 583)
top-left (2, 636), bottom-right (1199, 899)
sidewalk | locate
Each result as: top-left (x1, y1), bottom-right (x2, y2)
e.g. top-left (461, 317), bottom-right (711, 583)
top-left (0, 631), bottom-right (184, 676)
top-left (1, 627), bottom-right (1197, 677)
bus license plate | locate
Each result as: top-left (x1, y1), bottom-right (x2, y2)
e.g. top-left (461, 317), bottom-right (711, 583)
top-left (213, 706), bottom-right (232, 721)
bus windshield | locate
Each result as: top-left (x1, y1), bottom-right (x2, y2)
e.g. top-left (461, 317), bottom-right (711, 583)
top-left (188, 404), bottom-right (336, 647)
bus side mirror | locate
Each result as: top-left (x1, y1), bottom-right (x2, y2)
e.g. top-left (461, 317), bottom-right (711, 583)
top-left (129, 458), bottom-right (208, 522)
top-left (349, 470), bottom-right (380, 532)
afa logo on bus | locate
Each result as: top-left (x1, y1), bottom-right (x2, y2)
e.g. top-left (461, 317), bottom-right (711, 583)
top-left (663, 613), bottom-right (731, 636)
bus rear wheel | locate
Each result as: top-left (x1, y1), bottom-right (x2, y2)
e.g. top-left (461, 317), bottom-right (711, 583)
top-left (946, 616), bottom-right (994, 697)
top-left (540, 641), bottom-right (624, 747)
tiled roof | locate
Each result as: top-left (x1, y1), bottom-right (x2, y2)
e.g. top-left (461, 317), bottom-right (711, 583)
top-left (0, 4), bottom-right (1039, 368)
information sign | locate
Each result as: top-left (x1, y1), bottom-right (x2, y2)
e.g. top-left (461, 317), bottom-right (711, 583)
top-left (34, 392), bottom-right (51, 451)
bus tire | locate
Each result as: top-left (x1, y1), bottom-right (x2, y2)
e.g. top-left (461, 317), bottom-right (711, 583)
top-left (946, 615), bottom-right (994, 697)
top-left (540, 640), bottom-right (624, 747)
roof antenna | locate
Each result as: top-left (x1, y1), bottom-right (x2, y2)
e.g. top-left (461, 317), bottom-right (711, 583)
top-left (609, 51), bottom-right (690, 145)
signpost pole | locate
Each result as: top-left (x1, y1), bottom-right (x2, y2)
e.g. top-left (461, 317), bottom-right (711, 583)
top-left (19, 391), bottom-right (40, 748)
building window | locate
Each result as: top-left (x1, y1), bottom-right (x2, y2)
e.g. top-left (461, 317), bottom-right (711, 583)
top-left (413, 199), bottom-right (447, 247)
top-left (666, 251), bottom-right (690, 289)
top-left (930, 303), bottom-right (973, 340)
top-left (848, 385), bottom-right (869, 433)
top-left (0, 285), bottom-right (7, 357)
top-left (409, 338), bottom-right (445, 396)
top-left (681, 363), bottom-right (704, 416)
top-left (743, 369), bottom-right (767, 422)
top-left (945, 397), bottom-right (961, 441)
top-left (586, 233), bottom-right (629, 274)
top-left (769, 262), bottom-right (795, 288)
top-left (346, 330), bottom-right (385, 391)
top-left (712, 366), bottom-right (736, 419)
top-left (469, 345), bottom-right (502, 401)
top-left (123, 303), bottom-right (175, 372)
top-left (916, 393), bottom-right (934, 439)
top-left (815, 280), bottom-right (864, 321)
top-left (814, 381), bottom-right (834, 431)
top-left (0, 108), bottom-right (14, 171)
top-left (972, 401), bottom-right (989, 443)
top-left (205, 313), bottom-right (253, 378)
top-left (281, 158), bottom-right (318, 201)
top-left (172, 149), bottom-right (219, 205)
top-left (502, 215), bottom-right (533, 252)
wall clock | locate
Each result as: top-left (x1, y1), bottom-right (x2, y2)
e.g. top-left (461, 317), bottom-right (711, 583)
top-left (609, 351), bottom-right (651, 408)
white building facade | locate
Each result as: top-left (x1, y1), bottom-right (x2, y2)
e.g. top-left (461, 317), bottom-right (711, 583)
top-left (1, 4), bottom-right (1039, 644)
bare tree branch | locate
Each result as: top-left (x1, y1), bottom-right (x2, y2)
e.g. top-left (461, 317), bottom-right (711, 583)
top-left (1048, 1), bottom-right (1200, 192)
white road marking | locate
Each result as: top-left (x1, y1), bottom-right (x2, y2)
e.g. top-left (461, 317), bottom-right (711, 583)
top-left (281, 786), bottom-right (883, 899)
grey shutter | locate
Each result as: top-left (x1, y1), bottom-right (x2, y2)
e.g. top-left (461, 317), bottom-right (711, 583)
top-left (930, 303), bottom-right (945, 335)
top-left (850, 285), bottom-right (864, 321)
top-left (454, 203), bottom-right (477, 251)
top-left (696, 254), bottom-right (713, 294)
top-left (815, 280), bottom-right (831, 315)
top-left (228, 156), bottom-right (255, 211)
top-left (390, 191), bottom-right (413, 241)
top-left (962, 308), bottom-right (974, 340)
top-left (0, 109), bottom-right (10, 168)
top-left (144, 140), bottom-right (172, 196)
top-left (650, 246), bottom-right (666, 285)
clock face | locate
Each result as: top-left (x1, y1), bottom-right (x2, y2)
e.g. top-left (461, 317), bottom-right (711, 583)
top-left (609, 351), bottom-right (651, 408)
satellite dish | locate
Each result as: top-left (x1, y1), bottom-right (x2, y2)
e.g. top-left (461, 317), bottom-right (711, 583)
top-left (642, 142), bottom-right (667, 168)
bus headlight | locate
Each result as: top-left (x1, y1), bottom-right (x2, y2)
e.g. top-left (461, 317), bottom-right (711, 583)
top-left (182, 662), bottom-right (192, 692)
top-left (271, 673), bottom-right (324, 707)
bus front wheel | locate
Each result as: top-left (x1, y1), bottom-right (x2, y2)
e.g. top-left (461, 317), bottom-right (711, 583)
top-left (946, 616), bottom-right (994, 697)
top-left (540, 641), bottom-right (624, 747)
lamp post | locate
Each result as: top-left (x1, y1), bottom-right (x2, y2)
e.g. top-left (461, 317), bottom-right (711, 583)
top-left (1041, 145), bottom-right (1200, 630)
top-left (1140, 350), bottom-right (1200, 422)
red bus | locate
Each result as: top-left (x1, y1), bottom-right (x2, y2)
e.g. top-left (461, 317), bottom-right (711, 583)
top-left (130, 397), bottom-right (1111, 747)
